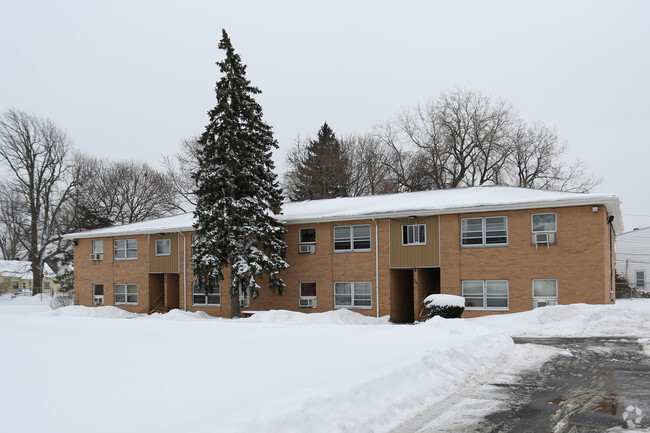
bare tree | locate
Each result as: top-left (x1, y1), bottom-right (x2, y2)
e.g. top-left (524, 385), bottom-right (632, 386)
top-left (374, 88), bottom-right (598, 193)
top-left (77, 155), bottom-right (181, 225)
top-left (0, 109), bottom-right (79, 294)
top-left (344, 133), bottom-right (397, 196)
top-left (0, 185), bottom-right (26, 260)
top-left (162, 137), bottom-right (201, 211)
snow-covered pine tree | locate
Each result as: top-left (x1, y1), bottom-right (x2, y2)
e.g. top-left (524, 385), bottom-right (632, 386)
top-left (192, 29), bottom-right (288, 318)
top-left (285, 122), bottom-right (350, 201)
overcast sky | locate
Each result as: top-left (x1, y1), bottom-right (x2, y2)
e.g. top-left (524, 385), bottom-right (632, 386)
top-left (1, 0), bottom-right (649, 230)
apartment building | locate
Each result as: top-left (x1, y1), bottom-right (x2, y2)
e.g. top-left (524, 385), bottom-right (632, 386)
top-left (63, 186), bottom-right (622, 322)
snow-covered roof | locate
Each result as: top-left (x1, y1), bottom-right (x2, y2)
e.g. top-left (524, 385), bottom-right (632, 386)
top-left (63, 186), bottom-right (623, 239)
top-left (0, 260), bottom-right (56, 280)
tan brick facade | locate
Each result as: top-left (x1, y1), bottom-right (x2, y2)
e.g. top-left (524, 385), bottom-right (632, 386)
top-left (71, 204), bottom-right (616, 321)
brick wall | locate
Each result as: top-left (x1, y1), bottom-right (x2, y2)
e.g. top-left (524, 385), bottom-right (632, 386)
top-left (439, 205), bottom-right (614, 318)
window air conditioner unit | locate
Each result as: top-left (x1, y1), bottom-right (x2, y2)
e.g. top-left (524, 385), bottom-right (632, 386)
top-left (90, 253), bottom-right (103, 261)
top-left (534, 299), bottom-right (557, 308)
top-left (299, 244), bottom-right (316, 254)
top-left (239, 298), bottom-right (249, 307)
top-left (93, 296), bottom-right (104, 306)
top-left (534, 232), bottom-right (549, 244)
top-left (299, 298), bottom-right (317, 308)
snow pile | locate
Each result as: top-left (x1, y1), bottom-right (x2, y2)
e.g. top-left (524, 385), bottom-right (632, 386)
top-left (472, 300), bottom-right (650, 337)
top-left (51, 305), bottom-right (140, 319)
top-left (243, 308), bottom-right (390, 325)
top-left (1, 300), bottom-right (649, 433)
top-left (423, 293), bottom-right (465, 308)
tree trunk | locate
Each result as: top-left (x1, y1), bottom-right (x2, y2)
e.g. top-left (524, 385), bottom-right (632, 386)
top-left (230, 285), bottom-right (240, 319)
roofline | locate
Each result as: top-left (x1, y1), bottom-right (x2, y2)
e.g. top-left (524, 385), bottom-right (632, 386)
top-left (63, 195), bottom-right (624, 239)
top-left (281, 198), bottom-right (624, 233)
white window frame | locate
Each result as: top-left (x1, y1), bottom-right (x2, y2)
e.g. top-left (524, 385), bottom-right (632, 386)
top-left (532, 279), bottom-right (558, 308)
top-left (192, 281), bottom-right (221, 306)
top-left (333, 224), bottom-right (371, 252)
top-left (636, 271), bottom-right (646, 289)
top-left (155, 238), bottom-right (171, 256)
top-left (299, 227), bottom-right (316, 254)
top-left (461, 216), bottom-right (508, 247)
top-left (462, 280), bottom-right (509, 310)
top-left (532, 213), bottom-right (557, 233)
top-left (239, 286), bottom-right (251, 308)
top-left (402, 224), bottom-right (426, 246)
top-left (334, 281), bottom-right (372, 309)
top-left (114, 283), bottom-right (138, 305)
top-left (92, 240), bottom-right (104, 254)
top-left (114, 239), bottom-right (137, 261)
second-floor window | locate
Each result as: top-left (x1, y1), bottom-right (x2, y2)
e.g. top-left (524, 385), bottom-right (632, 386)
top-left (92, 240), bottom-right (103, 254)
top-left (334, 224), bottom-right (371, 252)
top-left (402, 224), bottom-right (426, 245)
top-left (299, 227), bottom-right (316, 254)
top-left (461, 216), bottom-right (507, 247)
top-left (532, 213), bottom-right (557, 245)
top-left (155, 239), bottom-right (171, 256)
top-left (114, 239), bottom-right (137, 260)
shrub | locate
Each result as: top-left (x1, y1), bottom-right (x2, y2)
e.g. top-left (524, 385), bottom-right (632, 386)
top-left (423, 294), bottom-right (465, 319)
top-left (50, 292), bottom-right (74, 310)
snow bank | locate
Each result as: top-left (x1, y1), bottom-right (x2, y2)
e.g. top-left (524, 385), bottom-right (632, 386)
top-left (1, 300), bottom-right (649, 433)
top-left (243, 308), bottom-right (390, 325)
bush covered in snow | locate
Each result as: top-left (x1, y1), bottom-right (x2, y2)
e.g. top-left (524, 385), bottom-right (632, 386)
top-left (423, 294), bottom-right (465, 319)
top-left (50, 292), bottom-right (74, 310)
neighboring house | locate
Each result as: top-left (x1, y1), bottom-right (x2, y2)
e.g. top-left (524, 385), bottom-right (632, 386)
top-left (63, 186), bottom-right (622, 322)
top-left (615, 226), bottom-right (650, 293)
top-left (0, 260), bottom-right (59, 295)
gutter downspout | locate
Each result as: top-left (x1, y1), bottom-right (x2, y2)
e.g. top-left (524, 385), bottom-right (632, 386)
top-left (372, 217), bottom-right (379, 318)
top-left (178, 230), bottom-right (187, 311)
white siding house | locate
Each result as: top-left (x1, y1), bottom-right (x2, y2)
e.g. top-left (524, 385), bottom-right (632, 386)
top-left (616, 227), bottom-right (650, 293)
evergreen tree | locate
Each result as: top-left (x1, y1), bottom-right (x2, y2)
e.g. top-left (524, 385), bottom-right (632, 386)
top-left (284, 122), bottom-right (350, 201)
top-left (192, 30), bottom-right (288, 318)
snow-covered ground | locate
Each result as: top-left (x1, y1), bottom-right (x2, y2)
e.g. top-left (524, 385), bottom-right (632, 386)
top-left (1, 295), bottom-right (649, 433)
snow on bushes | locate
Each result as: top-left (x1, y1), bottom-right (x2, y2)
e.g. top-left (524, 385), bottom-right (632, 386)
top-left (423, 294), bottom-right (465, 319)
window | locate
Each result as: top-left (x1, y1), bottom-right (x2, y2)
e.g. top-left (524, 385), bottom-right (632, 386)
top-left (334, 224), bottom-right (371, 252)
top-left (462, 280), bottom-right (509, 310)
top-left (192, 281), bottom-right (220, 306)
top-left (532, 279), bottom-right (558, 307)
top-left (300, 282), bottom-right (317, 298)
top-left (532, 213), bottom-right (557, 233)
top-left (461, 216), bottom-right (507, 247)
top-left (115, 284), bottom-right (138, 305)
top-left (93, 284), bottom-right (104, 306)
top-left (11, 280), bottom-right (18, 290)
top-left (636, 271), bottom-right (646, 289)
top-left (155, 239), bottom-right (171, 256)
top-left (334, 282), bottom-right (372, 309)
top-left (92, 240), bottom-right (103, 254)
top-left (299, 228), bottom-right (316, 254)
top-left (43, 281), bottom-right (51, 290)
top-left (299, 282), bottom-right (317, 308)
top-left (114, 239), bottom-right (137, 260)
top-left (402, 224), bottom-right (426, 245)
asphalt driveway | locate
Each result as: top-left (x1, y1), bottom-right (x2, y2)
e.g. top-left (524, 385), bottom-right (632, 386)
top-left (393, 337), bottom-right (650, 432)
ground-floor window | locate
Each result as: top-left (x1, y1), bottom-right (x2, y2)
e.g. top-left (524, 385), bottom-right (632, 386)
top-left (93, 284), bottom-right (104, 305)
top-left (11, 280), bottom-right (18, 290)
top-left (193, 281), bottom-right (220, 306)
top-left (532, 279), bottom-right (558, 308)
top-left (462, 280), bottom-right (509, 310)
top-left (334, 281), bottom-right (372, 309)
top-left (299, 282), bottom-right (317, 308)
top-left (115, 284), bottom-right (138, 305)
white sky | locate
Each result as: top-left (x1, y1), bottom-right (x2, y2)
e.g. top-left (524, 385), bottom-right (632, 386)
top-left (1, 0), bottom-right (649, 229)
